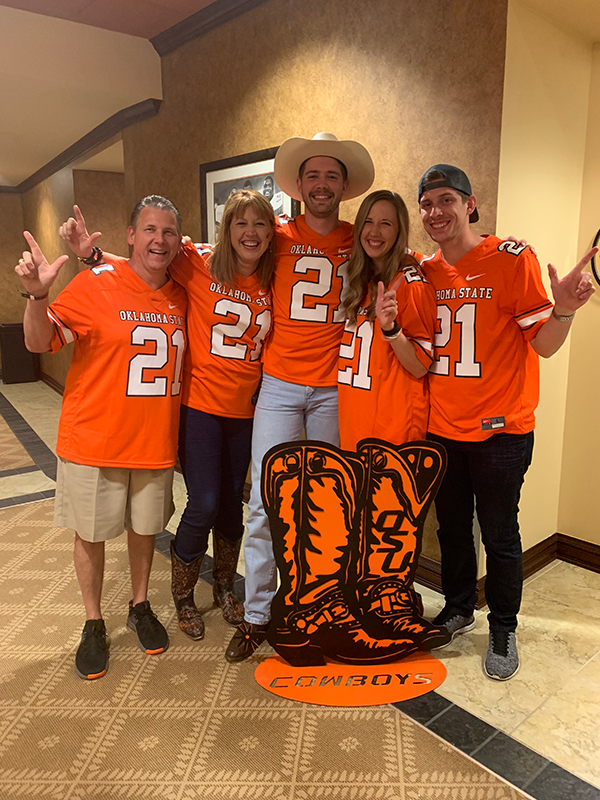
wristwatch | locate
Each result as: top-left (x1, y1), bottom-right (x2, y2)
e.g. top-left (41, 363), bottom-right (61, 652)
top-left (551, 308), bottom-right (575, 322)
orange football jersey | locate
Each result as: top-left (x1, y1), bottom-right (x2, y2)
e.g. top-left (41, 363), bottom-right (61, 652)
top-left (169, 242), bottom-right (271, 418)
top-left (262, 216), bottom-right (353, 386)
top-left (421, 236), bottom-right (552, 441)
top-left (48, 259), bottom-right (187, 468)
top-left (338, 262), bottom-right (435, 451)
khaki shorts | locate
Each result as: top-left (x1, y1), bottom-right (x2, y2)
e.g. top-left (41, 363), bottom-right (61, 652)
top-left (54, 458), bottom-right (175, 543)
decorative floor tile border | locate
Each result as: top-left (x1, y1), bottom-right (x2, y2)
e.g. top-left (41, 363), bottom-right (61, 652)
top-left (1, 390), bottom-right (598, 800)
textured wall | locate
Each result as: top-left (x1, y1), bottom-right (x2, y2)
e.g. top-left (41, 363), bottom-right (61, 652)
top-left (21, 168), bottom-right (77, 387)
top-left (123, 0), bottom-right (508, 255)
top-left (0, 194), bottom-right (25, 324)
top-left (16, 168), bottom-right (130, 388)
top-left (0, 193), bottom-right (26, 372)
top-left (73, 170), bottom-right (128, 258)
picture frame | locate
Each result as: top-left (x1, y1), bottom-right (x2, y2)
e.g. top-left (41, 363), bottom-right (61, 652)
top-left (199, 146), bottom-right (301, 243)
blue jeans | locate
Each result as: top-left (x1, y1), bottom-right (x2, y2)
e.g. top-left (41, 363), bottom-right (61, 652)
top-left (427, 431), bottom-right (534, 632)
top-left (174, 405), bottom-right (253, 562)
top-left (243, 373), bottom-right (339, 624)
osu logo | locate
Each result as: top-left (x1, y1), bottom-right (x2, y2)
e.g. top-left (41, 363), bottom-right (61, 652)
top-left (260, 438), bottom-right (450, 668)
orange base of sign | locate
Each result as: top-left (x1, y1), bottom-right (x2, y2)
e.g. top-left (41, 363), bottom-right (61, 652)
top-left (255, 652), bottom-right (446, 707)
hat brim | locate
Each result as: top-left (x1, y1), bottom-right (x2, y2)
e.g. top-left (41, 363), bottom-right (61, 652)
top-left (274, 137), bottom-right (375, 202)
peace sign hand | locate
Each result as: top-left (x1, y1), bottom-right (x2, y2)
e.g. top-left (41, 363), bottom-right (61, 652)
top-left (59, 205), bottom-right (102, 258)
top-left (15, 231), bottom-right (69, 297)
top-left (548, 247), bottom-right (597, 315)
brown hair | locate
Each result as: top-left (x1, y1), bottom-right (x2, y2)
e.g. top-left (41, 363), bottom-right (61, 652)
top-left (342, 190), bottom-right (419, 324)
top-left (210, 190), bottom-right (276, 289)
top-left (129, 195), bottom-right (181, 233)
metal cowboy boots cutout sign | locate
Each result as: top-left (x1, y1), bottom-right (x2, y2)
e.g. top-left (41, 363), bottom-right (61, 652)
top-left (254, 439), bottom-right (450, 706)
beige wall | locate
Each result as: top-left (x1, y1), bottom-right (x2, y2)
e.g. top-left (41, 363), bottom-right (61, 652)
top-left (73, 170), bottom-right (129, 258)
top-left (123, 0), bottom-right (508, 253)
top-left (0, 193), bottom-right (25, 373)
top-left (21, 168), bottom-right (78, 386)
top-left (558, 44), bottom-right (600, 545)
top-left (495, 0), bottom-right (592, 554)
top-left (0, 194), bottom-right (25, 324)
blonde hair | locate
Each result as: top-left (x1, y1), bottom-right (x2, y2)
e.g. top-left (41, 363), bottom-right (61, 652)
top-left (210, 190), bottom-right (276, 288)
top-left (342, 190), bottom-right (419, 324)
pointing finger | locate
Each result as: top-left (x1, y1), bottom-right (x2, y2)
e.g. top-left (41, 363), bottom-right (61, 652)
top-left (23, 231), bottom-right (43, 258)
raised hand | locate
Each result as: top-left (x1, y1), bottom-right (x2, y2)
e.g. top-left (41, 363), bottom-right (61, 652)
top-left (58, 205), bottom-right (101, 258)
top-left (548, 247), bottom-right (597, 314)
top-left (375, 281), bottom-right (398, 332)
top-left (15, 231), bottom-right (69, 297)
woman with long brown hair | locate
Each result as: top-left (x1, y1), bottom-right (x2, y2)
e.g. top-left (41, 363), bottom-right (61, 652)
top-left (60, 190), bottom-right (276, 641)
top-left (338, 189), bottom-right (436, 449)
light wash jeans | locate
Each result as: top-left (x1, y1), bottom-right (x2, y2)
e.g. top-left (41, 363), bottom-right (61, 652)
top-left (243, 373), bottom-right (339, 624)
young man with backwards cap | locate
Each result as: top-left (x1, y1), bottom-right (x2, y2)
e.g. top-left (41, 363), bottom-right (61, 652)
top-left (225, 132), bottom-right (375, 662)
top-left (417, 164), bottom-right (595, 680)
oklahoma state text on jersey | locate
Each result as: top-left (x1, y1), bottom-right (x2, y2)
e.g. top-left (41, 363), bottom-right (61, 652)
top-left (262, 216), bottom-right (353, 386)
top-left (421, 236), bottom-right (552, 441)
top-left (338, 259), bottom-right (435, 450)
top-left (48, 259), bottom-right (187, 469)
top-left (169, 242), bottom-right (271, 418)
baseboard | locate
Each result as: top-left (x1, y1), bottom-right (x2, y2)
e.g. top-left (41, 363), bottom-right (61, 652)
top-left (417, 531), bottom-right (600, 609)
top-left (557, 532), bottom-right (600, 573)
top-left (40, 371), bottom-right (64, 395)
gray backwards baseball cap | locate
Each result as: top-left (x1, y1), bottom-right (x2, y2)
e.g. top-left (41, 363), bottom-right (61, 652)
top-left (418, 164), bottom-right (479, 223)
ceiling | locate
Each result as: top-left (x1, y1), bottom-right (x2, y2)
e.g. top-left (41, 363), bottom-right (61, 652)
top-left (1, 0), bottom-right (600, 190)
top-left (0, 0), bottom-right (217, 39)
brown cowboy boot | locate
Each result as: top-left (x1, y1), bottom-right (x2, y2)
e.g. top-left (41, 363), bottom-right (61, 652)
top-left (349, 440), bottom-right (450, 651)
top-left (170, 541), bottom-right (205, 640)
top-left (212, 531), bottom-right (244, 626)
top-left (262, 441), bottom-right (433, 666)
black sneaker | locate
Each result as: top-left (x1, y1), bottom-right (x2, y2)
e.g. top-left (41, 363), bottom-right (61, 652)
top-left (75, 618), bottom-right (109, 680)
top-left (433, 606), bottom-right (476, 640)
top-left (127, 600), bottom-right (169, 655)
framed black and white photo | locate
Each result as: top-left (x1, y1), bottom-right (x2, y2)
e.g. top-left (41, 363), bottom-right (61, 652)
top-left (200, 146), bottom-right (301, 242)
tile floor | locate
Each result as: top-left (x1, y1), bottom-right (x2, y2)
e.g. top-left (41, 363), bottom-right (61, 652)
top-left (1, 379), bottom-right (600, 799)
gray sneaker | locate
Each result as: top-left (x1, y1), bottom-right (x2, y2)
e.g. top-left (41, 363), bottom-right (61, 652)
top-left (433, 607), bottom-right (476, 640)
top-left (484, 629), bottom-right (519, 680)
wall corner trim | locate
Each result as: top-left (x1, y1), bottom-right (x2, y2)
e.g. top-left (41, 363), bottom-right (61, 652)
top-left (150, 0), bottom-right (272, 57)
top-left (0, 98), bottom-right (162, 196)
top-left (417, 530), bottom-right (600, 609)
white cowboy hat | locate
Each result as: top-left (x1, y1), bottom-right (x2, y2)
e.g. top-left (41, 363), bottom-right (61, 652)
top-left (274, 132), bottom-right (375, 201)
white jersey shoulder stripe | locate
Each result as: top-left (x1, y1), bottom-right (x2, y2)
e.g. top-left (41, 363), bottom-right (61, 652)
top-left (47, 308), bottom-right (75, 344)
top-left (516, 307), bottom-right (552, 329)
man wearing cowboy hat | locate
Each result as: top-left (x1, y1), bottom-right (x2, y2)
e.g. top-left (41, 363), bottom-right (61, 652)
top-left (225, 132), bottom-right (374, 663)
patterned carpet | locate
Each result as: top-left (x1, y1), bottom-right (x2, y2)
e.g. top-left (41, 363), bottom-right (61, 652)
top-left (0, 417), bottom-right (34, 472)
top-left (0, 500), bottom-right (531, 800)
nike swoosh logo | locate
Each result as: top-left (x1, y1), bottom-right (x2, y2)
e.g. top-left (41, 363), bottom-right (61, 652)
top-left (337, 248), bottom-right (352, 254)
top-left (258, 290), bottom-right (267, 296)
top-left (169, 304), bottom-right (178, 309)
top-left (465, 273), bottom-right (485, 281)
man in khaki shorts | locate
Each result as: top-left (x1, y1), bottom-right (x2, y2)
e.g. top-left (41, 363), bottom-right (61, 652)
top-left (15, 195), bottom-right (187, 680)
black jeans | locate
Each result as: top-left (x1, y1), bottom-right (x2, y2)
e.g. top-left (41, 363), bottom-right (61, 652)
top-left (427, 431), bottom-right (534, 632)
top-left (175, 405), bottom-right (253, 562)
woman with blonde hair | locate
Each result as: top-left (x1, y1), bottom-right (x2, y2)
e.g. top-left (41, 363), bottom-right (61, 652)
top-left (60, 190), bottom-right (276, 641)
top-left (338, 189), bottom-right (436, 449)
top-left (169, 189), bottom-right (275, 640)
